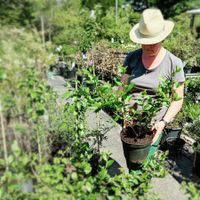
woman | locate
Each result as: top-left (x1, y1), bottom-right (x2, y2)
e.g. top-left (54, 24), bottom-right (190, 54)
top-left (122, 8), bottom-right (185, 149)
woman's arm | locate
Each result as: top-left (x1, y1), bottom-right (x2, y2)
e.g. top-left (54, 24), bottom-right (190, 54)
top-left (151, 83), bottom-right (184, 144)
top-left (163, 83), bottom-right (184, 123)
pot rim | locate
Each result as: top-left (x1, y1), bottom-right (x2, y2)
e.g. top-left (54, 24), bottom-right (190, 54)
top-left (166, 137), bottom-right (186, 145)
top-left (120, 130), bottom-right (152, 147)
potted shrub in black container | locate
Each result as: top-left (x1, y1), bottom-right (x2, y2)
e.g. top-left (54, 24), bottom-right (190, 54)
top-left (159, 112), bottom-right (185, 154)
top-left (66, 66), bottom-right (76, 79)
top-left (95, 66), bottom-right (181, 170)
top-left (105, 71), bottom-right (175, 170)
top-left (119, 89), bottom-right (171, 169)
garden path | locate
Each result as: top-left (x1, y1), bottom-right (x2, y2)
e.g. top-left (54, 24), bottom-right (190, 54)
top-left (48, 75), bottom-right (189, 200)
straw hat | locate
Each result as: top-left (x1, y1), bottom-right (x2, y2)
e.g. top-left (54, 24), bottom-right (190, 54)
top-left (129, 8), bottom-right (174, 44)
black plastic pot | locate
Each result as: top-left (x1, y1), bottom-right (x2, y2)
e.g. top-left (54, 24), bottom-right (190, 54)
top-left (193, 151), bottom-right (200, 177)
top-left (66, 67), bottom-right (76, 79)
top-left (184, 66), bottom-right (192, 74)
top-left (191, 66), bottom-right (200, 73)
top-left (160, 127), bottom-right (182, 145)
top-left (184, 66), bottom-right (200, 74)
top-left (166, 137), bottom-right (185, 156)
top-left (59, 67), bottom-right (66, 77)
top-left (121, 136), bottom-right (151, 171)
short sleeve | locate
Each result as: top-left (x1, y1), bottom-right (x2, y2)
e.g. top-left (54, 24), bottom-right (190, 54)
top-left (123, 50), bottom-right (140, 75)
top-left (170, 55), bottom-right (185, 83)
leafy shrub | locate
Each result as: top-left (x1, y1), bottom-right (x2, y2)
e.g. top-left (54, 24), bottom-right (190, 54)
top-left (182, 103), bottom-right (200, 122)
top-left (185, 119), bottom-right (200, 143)
top-left (164, 13), bottom-right (200, 67)
top-left (0, 140), bottom-right (167, 200)
top-left (100, 7), bottom-right (132, 44)
top-left (185, 77), bottom-right (200, 103)
top-left (148, 0), bottom-right (200, 18)
top-left (182, 181), bottom-right (200, 200)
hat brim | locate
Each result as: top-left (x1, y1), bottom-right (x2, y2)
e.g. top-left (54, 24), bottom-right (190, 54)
top-left (129, 20), bottom-right (174, 44)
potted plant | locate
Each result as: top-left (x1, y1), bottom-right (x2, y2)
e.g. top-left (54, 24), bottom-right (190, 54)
top-left (159, 110), bottom-right (185, 155)
top-left (119, 89), bottom-right (171, 169)
top-left (67, 65), bottom-right (77, 79)
top-left (185, 77), bottom-right (200, 103)
top-left (102, 67), bottom-right (176, 169)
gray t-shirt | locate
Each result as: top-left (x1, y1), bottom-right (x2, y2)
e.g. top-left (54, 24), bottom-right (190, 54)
top-left (123, 48), bottom-right (185, 121)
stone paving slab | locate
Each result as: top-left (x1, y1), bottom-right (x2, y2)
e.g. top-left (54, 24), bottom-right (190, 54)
top-left (49, 75), bottom-right (189, 200)
top-left (151, 175), bottom-right (188, 200)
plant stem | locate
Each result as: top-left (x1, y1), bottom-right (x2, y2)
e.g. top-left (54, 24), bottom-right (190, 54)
top-left (96, 112), bottom-right (100, 153)
top-left (0, 101), bottom-right (9, 171)
top-left (36, 125), bottom-right (42, 164)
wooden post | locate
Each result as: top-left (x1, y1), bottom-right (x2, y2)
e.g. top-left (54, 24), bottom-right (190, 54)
top-left (41, 15), bottom-right (46, 50)
top-left (0, 100), bottom-right (8, 171)
top-left (115, 0), bottom-right (118, 23)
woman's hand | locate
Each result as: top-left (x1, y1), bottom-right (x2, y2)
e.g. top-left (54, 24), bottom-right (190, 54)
top-left (121, 74), bottom-right (129, 85)
top-left (151, 121), bottom-right (165, 144)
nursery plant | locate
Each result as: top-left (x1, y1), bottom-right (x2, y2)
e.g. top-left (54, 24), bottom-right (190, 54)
top-left (73, 66), bottom-right (181, 164)
top-left (64, 66), bottom-right (116, 153)
top-left (96, 66), bottom-right (182, 165)
top-left (185, 77), bottom-right (200, 103)
top-left (0, 139), bottom-right (168, 200)
top-left (111, 67), bottom-right (179, 141)
top-left (182, 103), bottom-right (200, 123)
top-left (185, 118), bottom-right (200, 149)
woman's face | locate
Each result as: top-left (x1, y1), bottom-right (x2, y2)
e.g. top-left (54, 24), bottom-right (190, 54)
top-left (142, 43), bottom-right (162, 56)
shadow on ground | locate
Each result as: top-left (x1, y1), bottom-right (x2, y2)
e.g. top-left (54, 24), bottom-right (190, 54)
top-left (107, 159), bottom-right (123, 176)
top-left (159, 145), bottom-right (200, 187)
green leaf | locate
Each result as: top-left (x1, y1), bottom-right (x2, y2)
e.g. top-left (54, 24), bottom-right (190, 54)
top-left (125, 83), bottom-right (135, 93)
top-left (36, 104), bottom-right (45, 116)
top-left (85, 182), bottom-right (92, 192)
top-left (118, 66), bottom-right (127, 75)
top-left (107, 159), bottom-right (114, 168)
top-left (11, 141), bottom-right (20, 153)
top-left (84, 163), bottom-right (92, 174)
top-left (71, 172), bottom-right (78, 180)
top-left (0, 68), bottom-right (7, 81)
top-left (0, 188), bottom-right (3, 198)
top-left (99, 168), bottom-right (107, 179)
top-left (0, 159), bottom-right (5, 167)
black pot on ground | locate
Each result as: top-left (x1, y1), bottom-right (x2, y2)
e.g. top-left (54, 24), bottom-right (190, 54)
top-left (66, 67), bottom-right (76, 79)
top-left (184, 66), bottom-right (200, 74)
top-left (160, 127), bottom-right (182, 145)
top-left (62, 69), bottom-right (68, 78)
top-left (166, 137), bottom-right (185, 157)
top-left (59, 67), bottom-right (66, 77)
top-left (193, 151), bottom-right (200, 177)
top-left (121, 130), bottom-right (151, 171)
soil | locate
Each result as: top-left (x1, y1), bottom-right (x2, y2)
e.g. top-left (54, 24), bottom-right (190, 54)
top-left (121, 128), bottom-right (153, 145)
